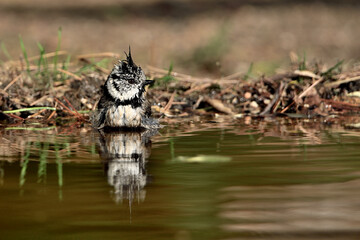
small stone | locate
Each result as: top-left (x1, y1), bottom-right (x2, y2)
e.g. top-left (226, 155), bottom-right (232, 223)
top-left (244, 92), bottom-right (251, 99)
top-left (250, 101), bottom-right (260, 114)
top-left (244, 116), bottom-right (251, 125)
top-left (80, 128), bottom-right (88, 133)
top-left (80, 98), bottom-right (87, 104)
top-left (250, 101), bottom-right (259, 108)
top-left (264, 99), bottom-right (270, 105)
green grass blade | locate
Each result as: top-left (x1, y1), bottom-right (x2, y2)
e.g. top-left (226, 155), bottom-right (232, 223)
top-left (168, 62), bottom-right (173, 75)
top-left (3, 106), bottom-right (56, 114)
top-left (63, 54), bottom-right (71, 71)
top-left (36, 42), bottom-right (45, 73)
top-left (322, 60), bottom-right (344, 77)
top-left (53, 27), bottom-right (62, 73)
top-left (1, 41), bottom-right (12, 60)
top-left (244, 62), bottom-right (254, 81)
top-left (298, 52), bottom-right (307, 71)
top-left (19, 35), bottom-right (30, 73)
top-left (152, 63), bottom-right (177, 88)
top-left (298, 52), bottom-right (307, 83)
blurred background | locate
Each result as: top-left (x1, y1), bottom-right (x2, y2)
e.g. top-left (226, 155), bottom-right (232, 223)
top-left (1, 0), bottom-right (360, 77)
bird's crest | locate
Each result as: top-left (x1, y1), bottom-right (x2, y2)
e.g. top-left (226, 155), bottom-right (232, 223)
top-left (120, 46), bottom-right (139, 74)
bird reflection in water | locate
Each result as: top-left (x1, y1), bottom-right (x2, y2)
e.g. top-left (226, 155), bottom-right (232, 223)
top-left (97, 129), bottom-right (157, 204)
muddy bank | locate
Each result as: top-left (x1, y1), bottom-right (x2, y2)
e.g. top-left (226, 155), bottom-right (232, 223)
top-left (1, 53), bottom-right (360, 127)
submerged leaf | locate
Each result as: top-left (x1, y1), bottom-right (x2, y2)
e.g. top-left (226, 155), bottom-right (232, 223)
top-left (174, 154), bottom-right (231, 163)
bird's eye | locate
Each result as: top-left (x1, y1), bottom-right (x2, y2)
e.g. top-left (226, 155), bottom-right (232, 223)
top-left (110, 73), bottom-right (118, 79)
top-left (128, 78), bottom-right (135, 84)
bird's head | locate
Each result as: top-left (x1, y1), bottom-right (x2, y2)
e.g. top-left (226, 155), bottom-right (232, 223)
top-left (105, 49), bottom-right (152, 102)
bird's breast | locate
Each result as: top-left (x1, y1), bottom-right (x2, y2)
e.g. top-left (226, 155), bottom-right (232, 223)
top-left (105, 105), bottom-right (144, 127)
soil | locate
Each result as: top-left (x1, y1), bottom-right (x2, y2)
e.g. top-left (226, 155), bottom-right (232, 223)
top-left (1, 56), bottom-right (360, 127)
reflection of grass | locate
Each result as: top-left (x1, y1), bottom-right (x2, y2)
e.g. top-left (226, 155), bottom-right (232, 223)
top-left (170, 137), bottom-right (175, 161)
top-left (18, 141), bottom-right (66, 187)
top-left (18, 140), bottom-right (66, 200)
top-left (37, 142), bottom-right (49, 183)
top-left (63, 142), bottom-right (70, 157)
top-left (15, 137), bottom-right (95, 190)
top-left (19, 142), bottom-right (32, 187)
top-left (0, 162), bottom-right (4, 185)
top-left (90, 144), bottom-right (97, 155)
top-left (54, 144), bottom-right (63, 188)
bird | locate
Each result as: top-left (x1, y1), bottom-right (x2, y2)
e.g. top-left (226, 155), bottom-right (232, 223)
top-left (97, 130), bottom-right (152, 203)
top-left (91, 48), bottom-right (160, 130)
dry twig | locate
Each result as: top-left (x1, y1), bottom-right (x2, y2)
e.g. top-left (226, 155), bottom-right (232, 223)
top-left (62, 96), bottom-right (85, 120)
top-left (76, 52), bottom-right (121, 59)
top-left (163, 92), bottom-right (176, 113)
top-left (324, 76), bottom-right (360, 88)
top-left (54, 98), bottom-right (79, 118)
top-left (57, 68), bottom-right (82, 81)
top-left (27, 109), bottom-right (47, 119)
top-left (3, 74), bottom-right (22, 92)
top-left (297, 77), bottom-right (324, 100)
top-left (204, 97), bottom-right (234, 115)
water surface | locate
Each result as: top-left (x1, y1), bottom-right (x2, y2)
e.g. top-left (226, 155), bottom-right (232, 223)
top-left (1, 120), bottom-right (360, 240)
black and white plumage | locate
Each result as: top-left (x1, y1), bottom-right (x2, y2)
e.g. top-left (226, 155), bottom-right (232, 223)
top-left (97, 131), bottom-right (153, 203)
top-left (92, 49), bottom-right (159, 130)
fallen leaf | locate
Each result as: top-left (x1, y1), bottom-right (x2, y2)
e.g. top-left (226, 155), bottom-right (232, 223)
top-left (174, 155), bottom-right (231, 163)
top-left (204, 97), bottom-right (235, 115)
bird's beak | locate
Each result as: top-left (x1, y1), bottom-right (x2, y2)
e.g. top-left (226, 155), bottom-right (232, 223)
top-left (144, 80), bottom-right (154, 86)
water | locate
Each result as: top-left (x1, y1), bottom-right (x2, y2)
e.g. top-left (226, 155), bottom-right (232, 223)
top-left (1, 120), bottom-right (360, 240)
